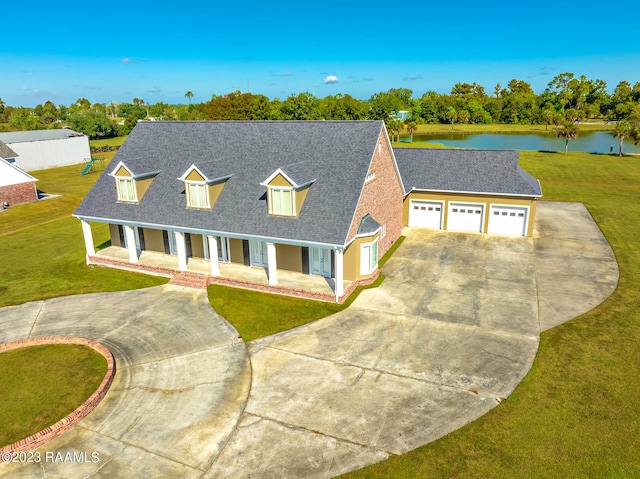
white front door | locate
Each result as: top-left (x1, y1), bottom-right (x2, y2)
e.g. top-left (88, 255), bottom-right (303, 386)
top-left (204, 236), bottom-right (230, 262)
top-left (250, 240), bottom-right (269, 267)
top-left (310, 247), bottom-right (331, 277)
top-left (447, 203), bottom-right (484, 233)
top-left (488, 205), bottom-right (528, 236)
top-left (409, 200), bottom-right (443, 229)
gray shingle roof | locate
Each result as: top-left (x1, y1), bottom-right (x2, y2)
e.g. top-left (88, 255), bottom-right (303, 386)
top-left (110, 157), bottom-right (161, 178)
top-left (0, 141), bottom-right (18, 158)
top-left (394, 148), bottom-right (542, 197)
top-left (76, 121), bottom-right (384, 246)
top-left (0, 129), bottom-right (86, 144)
top-left (357, 214), bottom-right (381, 235)
top-left (278, 161), bottom-right (317, 187)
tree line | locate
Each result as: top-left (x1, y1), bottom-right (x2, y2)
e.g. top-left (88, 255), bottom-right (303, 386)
top-left (1, 72), bottom-right (639, 148)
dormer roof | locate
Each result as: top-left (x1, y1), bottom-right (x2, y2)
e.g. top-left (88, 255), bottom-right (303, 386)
top-left (261, 161), bottom-right (317, 189)
top-left (178, 162), bottom-right (233, 184)
top-left (109, 158), bottom-right (161, 179)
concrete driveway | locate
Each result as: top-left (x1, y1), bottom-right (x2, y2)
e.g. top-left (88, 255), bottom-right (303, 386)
top-left (0, 201), bottom-right (618, 478)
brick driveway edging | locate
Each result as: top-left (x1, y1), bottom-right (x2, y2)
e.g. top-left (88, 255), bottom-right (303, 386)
top-left (0, 336), bottom-right (115, 460)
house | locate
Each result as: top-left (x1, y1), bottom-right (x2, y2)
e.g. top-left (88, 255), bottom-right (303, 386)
top-left (0, 142), bottom-right (39, 207)
top-left (74, 121), bottom-right (541, 302)
top-left (74, 121), bottom-right (405, 301)
top-left (395, 148), bottom-right (542, 236)
top-left (0, 129), bottom-right (91, 171)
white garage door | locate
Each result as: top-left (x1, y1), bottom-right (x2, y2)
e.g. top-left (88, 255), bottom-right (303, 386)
top-left (488, 205), bottom-right (528, 236)
top-left (447, 203), bottom-right (484, 233)
top-left (408, 200), bottom-right (443, 229)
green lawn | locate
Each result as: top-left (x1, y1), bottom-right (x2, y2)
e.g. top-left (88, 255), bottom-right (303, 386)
top-left (0, 158), bottom-right (167, 308)
top-left (208, 237), bottom-right (403, 342)
top-left (341, 150), bottom-right (640, 478)
top-left (0, 344), bottom-right (107, 447)
top-left (89, 136), bottom-right (128, 149)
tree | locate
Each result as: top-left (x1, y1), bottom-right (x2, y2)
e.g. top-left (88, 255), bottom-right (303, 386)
top-left (385, 119), bottom-right (403, 142)
top-left (458, 110), bottom-right (470, 129)
top-left (541, 108), bottom-right (555, 131)
top-left (406, 120), bottom-right (418, 142)
top-left (446, 107), bottom-right (457, 130)
top-left (613, 120), bottom-right (632, 156)
top-left (184, 91), bottom-right (194, 104)
top-left (280, 92), bottom-right (321, 120)
top-left (557, 122), bottom-right (579, 154)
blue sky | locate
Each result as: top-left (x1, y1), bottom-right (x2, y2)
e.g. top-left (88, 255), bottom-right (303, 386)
top-left (3, 0), bottom-right (639, 107)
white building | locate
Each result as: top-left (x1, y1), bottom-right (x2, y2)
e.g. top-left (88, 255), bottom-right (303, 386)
top-left (0, 129), bottom-right (91, 172)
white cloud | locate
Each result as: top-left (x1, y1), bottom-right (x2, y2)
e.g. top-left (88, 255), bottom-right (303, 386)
top-left (323, 75), bottom-right (339, 84)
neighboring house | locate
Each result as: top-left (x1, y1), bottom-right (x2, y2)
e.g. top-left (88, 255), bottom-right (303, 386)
top-left (395, 148), bottom-right (542, 236)
top-left (0, 129), bottom-right (91, 171)
top-left (74, 120), bottom-right (542, 302)
top-left (392, 110), bottom-right (410, 121)
top-left (0, 142), bottom-right (38, 206)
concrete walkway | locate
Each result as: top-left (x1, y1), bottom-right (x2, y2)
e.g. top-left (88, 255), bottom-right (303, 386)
top-left (0, 202), bottom-right (618, 478)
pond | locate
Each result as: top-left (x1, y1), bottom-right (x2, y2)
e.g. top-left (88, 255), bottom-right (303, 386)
top-left (405, 131), bottom-right (640, 154)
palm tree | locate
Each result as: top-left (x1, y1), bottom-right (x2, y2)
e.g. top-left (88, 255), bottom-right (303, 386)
top-left (613, 120), bottom-right (631, 156)
top-left (542, 109), bottom-right (555, 131)
top-left (557, 122), bottom-right (579, 154)
top-left (458, 110), bottom-right (470, 130)
top-left (406, 121), bottom-right (418, 142)
top-left (184, 91), bottom-right (194, 104)
top-left (446, 107), bottom-right (457, 130)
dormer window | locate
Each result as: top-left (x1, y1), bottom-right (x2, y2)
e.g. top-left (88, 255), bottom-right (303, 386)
top-left (261, 163), bottom-right (316, 218)
top-left (117, 178), bottom-right (136, 202)
top-left (269, 187), bottom-right (294, 216)
top-left (179, 163), bottom-right (231, 210)
top-left (109, 159), bottom-right (160, 204)
top-left (186, 181), bottom-right (209, 208)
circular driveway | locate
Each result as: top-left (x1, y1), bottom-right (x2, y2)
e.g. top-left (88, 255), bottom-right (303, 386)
top-left (0, 286), bottom-right (250, 478)
top-left (0, 201), bottom-right (618, 478)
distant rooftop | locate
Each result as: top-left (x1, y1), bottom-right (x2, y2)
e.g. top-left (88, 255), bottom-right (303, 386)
top-left (0, 129), bottom-right (86, 144)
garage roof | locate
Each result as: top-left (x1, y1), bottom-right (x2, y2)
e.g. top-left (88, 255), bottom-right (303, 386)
top-left (394, 148), bottom-right (542, 197)
top-left (0, 129), bottom-right (86, 144)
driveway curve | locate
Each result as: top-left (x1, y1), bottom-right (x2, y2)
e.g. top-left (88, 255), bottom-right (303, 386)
top-left (0, 286), bottom-right (250, 478)
top-left (0, 201), bottom-right (618, 478)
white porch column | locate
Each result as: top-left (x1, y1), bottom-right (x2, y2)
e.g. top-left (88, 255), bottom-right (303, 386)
top-left (174, 231), bottom-right (188, 271)
top-left (124, 225), bottom-right (139, 263)
top-left (266, 242), bottom-right (278, 286)
top-left (334, 248), bottom-right (344, 300)
top-left (207, 235), bottom-right (220, 276)
top-left (80, 220), bottom-right (95, 259)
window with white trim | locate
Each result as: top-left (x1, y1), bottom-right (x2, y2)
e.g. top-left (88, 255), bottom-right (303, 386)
top-left (117, 178), bottom-right (136, 202)
top-left (186, 182), bottom-right (208, 208)
top-left (365, 172), bottom-right (376, 182)
top-left (269, 188), bottom-right (294, 216)
top-left (360, 238), bottom-right (379, 275)
top-left (380, 224), bottom-right (386, 238)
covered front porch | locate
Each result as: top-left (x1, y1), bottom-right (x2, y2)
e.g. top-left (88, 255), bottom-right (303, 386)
top-left (88, 244), bottom-right (352, 302)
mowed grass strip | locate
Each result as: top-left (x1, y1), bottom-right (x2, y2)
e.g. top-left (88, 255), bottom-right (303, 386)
top-left (209, 237), bottom-right (404, 342)
top-left (341, 151), bottom-right (640, 478)
top-left (0, 344), bottom-right (107, 447)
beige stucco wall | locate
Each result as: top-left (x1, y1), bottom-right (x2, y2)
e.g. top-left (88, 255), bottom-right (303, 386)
top-left (229, 238), bottom-right (245, 264)
top-left (404, 191), bottom-right (538, 237)
top-left (135, 176), bottom-right (154, 200)
top-left (267, 173), bottom-right (292, 188)
top-left (276, 244), bottom-right (303, 272)
top-left (185, 169), bottom-right (205, 182)
top-left (143, 228), bottom-right (165, 253)
top-left (109, 224), bottom-right (121, 247)
top-left (190, 234), bottom-right (205, 258)
top-left (343, 232), bottom-right (379, 281)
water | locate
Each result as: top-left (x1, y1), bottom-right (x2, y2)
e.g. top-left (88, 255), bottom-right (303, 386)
top-left (407, 131), bottom-right (640, 154)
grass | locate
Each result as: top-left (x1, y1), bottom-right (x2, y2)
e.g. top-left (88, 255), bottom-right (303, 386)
top-left (341, 150), bottom-right (640, 478)
top-left (208, 236), bottom-right (404, 342)
top-left (0, 344), bottom-right (107, 447)
top-left (89, 136), bottom-right (127, 149)
top-left (405, 122), bottom-right (614, 135)
top-left (0, 157), bottom-right (167, 308)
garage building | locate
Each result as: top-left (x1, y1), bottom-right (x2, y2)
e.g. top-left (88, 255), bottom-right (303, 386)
top-left (395, 148), bottom-right (542, 237)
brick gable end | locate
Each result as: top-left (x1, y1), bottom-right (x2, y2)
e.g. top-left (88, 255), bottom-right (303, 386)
top-left (346, 130), bottom-right (404, 255)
